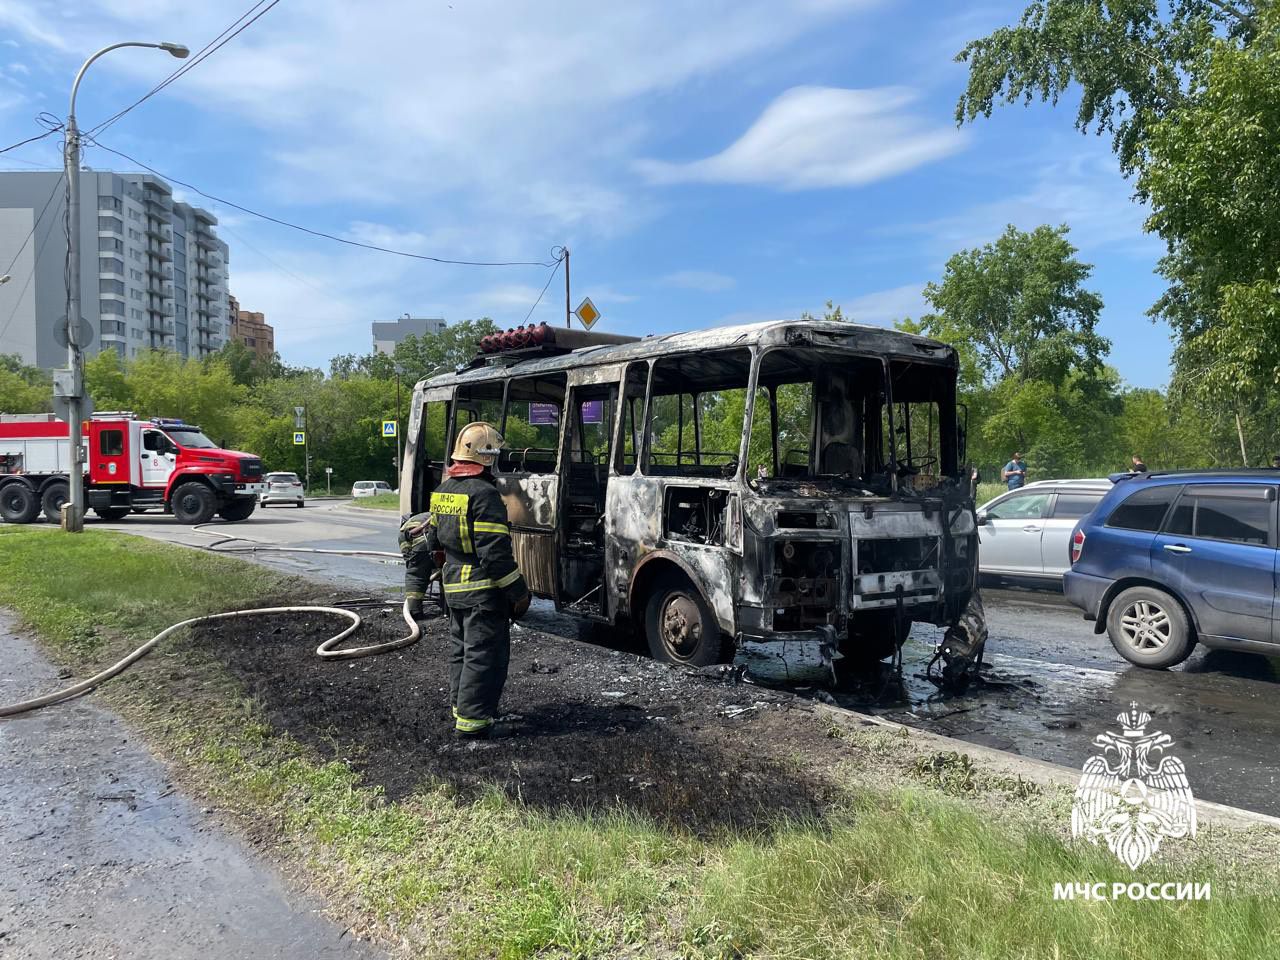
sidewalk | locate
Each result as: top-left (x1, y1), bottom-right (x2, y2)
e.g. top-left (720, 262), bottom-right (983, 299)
top-left (0, 613), bottom-right (383, 960)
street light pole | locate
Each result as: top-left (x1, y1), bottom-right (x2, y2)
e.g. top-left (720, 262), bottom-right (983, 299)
top-left (62, 40), bottom-right (188, 532)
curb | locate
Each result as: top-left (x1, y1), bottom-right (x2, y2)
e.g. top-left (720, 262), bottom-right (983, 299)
top-left (814, 701), bottom-right (1280, 831)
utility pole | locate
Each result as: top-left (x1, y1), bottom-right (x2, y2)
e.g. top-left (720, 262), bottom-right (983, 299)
top-left (394, 366), bottom-right (403, 483)
top-left (563, 246), bottom-right (571, 328)
top-left (61, 40), bottom-right (188, 532)
top-left (304, 405), bottom-right (311, 493)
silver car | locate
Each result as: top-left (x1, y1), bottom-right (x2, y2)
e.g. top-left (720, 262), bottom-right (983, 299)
top-left (977, 479), bottom-right (1110, 582)
top-left (261, 471), bottom-right (305, 508)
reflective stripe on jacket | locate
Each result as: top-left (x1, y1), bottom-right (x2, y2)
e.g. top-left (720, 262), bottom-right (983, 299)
top-left (423, 473), bottom-right (527, 608)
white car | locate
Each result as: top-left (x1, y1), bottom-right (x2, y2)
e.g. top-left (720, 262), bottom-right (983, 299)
top-left (351, 480), bottom-right (393, 499)
top-left (977, 479), bottom-right (1111, 582)
top-left (261, 471), bottom-right (305, 507)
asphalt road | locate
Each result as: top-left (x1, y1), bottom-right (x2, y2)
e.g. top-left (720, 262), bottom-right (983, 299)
top-left (0, 613), bottom-right (382, 959)
top-left (89, 500), bottom-right (1280, 817)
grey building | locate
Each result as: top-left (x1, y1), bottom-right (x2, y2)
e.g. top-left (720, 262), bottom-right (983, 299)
top-left (0, 170), bottom-right (229, 368)
top-left (372, 315), bottom-right (445, 355)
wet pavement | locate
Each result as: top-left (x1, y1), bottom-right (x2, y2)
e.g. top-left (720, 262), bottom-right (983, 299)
top-left (0, 615), bottom-right (384, 960)
top-left (75, 503), bottom-right (1280, 818)
top-left (863, 586), bottom-right (1280, 818)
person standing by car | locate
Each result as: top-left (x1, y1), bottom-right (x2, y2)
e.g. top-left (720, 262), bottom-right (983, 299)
top-left (1130, 455), bottom-right (1148, 473)
top-left (1271, 454), bottom-right (1280, 469)
top-left (410, 422), bottom-right (531, 739)
top-left (1001, 453), bottom-right (1027, 490)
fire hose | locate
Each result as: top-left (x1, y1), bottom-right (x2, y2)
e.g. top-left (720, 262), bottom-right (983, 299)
top-left (0, 599), bottom-right (421, 718)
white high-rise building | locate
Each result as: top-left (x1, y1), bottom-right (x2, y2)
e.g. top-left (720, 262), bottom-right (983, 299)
top-left (0, 170), bottom-right (230, 367)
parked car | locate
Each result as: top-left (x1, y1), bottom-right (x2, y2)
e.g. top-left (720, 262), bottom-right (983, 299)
top-left (976, 479), bottom-right (1110, 583)
top-left (261, 471), bottom-right (305, 508)
top-left (1064, 471), bottom-right (1279, 669)
top-left (352, 480), bottom-right (393, 499)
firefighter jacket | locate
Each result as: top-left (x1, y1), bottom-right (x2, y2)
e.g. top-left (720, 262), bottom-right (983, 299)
top-left (420, 470), bottom-right (527, 609)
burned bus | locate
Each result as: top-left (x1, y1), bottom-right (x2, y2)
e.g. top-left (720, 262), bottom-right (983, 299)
top-left (400, 319), bottom-right (987, 685)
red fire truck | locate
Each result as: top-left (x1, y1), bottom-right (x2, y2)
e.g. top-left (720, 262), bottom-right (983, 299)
top-left (0, 412), bottom-right (265, 524)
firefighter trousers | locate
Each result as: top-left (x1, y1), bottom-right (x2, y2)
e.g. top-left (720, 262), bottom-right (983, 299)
top-left (448, 602), bottom-right (510, 734)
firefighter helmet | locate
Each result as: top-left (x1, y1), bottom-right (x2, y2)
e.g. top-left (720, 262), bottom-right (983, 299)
top-left (451, 421), bottom-right (505, 466)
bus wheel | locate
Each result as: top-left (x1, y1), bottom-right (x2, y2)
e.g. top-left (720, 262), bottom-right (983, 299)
top-left (219, 499), bottom-right (256, 522)
top-left (644, 574), bottom-right (722, 667)
top-left (40, 482), bottom-right (69, 523)
top-left (0, 483), bottom-right (41, 523)
top-left (171, 482), bottom-right (217, 524)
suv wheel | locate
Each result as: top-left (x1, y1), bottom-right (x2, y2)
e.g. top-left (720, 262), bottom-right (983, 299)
top-left (171, 482), bottom-right (217, 525)
top-left (1106, 586), bottom-right (1194, 669)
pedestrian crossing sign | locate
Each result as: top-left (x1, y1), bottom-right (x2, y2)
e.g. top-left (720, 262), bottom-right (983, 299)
top-left (293, 431), bottom-right (305, 445)
top-left (382, 420), bottom-right (397, 437)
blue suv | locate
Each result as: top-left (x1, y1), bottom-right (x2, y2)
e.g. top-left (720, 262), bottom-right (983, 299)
top-left (1064, 472), bottom-right (1278, 669)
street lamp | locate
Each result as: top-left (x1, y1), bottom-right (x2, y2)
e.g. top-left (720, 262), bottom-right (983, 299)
top-left (62, 40), bottom-right (187, 532)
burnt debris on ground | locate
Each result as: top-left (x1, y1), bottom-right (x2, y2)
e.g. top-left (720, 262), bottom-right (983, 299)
top-left (190, 599), bottom-right (855, 835)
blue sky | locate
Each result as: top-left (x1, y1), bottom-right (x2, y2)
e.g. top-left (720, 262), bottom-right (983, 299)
top-left (0, 0), bottom-right (1172, 386)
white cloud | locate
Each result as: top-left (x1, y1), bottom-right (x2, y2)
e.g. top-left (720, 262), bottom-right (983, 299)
top-left (841, 282), bottom-right (928, 325)
top-left (896, 150), bottom-right (1158, 260)
top-left (660, 270), bottom-right (736, 292)
top-left (637, 86), bottom-right (964, 190)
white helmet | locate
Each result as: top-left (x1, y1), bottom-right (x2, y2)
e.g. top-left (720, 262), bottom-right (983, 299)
top-left (452, 421), bottom-right (505, 466)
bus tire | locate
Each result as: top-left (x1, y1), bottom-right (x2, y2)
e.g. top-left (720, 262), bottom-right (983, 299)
top-left (0, 482), bottom-right (41, 524)
top-left (644, 574), bottom-right (723, 667)
top-left (40, 482), bottom-right (69, 524)
top-left (219, 498), bottom-right (256, 522)
top-left (94, 506), bottom-right (130, 521)
top-left (171, 482), bottom-right (217, 525)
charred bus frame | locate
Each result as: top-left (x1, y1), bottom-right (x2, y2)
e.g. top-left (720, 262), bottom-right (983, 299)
top-left (401, 320), bottom-right (987, 685)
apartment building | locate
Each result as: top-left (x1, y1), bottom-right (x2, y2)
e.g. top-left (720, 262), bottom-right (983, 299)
top-left (372, 314), bottom-right (445, 355)
top-left (226, 294), bottom-right (276, 359)
top-left (0, 170), bottom-right (229, 367)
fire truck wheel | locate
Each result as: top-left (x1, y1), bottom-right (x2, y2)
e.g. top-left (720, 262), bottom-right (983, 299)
top-left (94, 506), bottom-right (130, 521)
top-left (0, 483), bottom-right (41, 524)
top-left (644, 574), bottom-right (724, 667)
top-left (171, 482), bottom-right (217, 525)
top-left (219, 499), bottom-right (257, 522)
top-left (40, 482), bottom-right (69, 524)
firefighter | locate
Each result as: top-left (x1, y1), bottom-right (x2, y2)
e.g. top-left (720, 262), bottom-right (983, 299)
top-left (416, 421), bottom-right (530, 739)
top-left (399, 509), bottom-right (434, 619)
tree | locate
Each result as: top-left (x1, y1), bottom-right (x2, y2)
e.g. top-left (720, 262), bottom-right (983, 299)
top-left (955, 0), bottom-right (1259, 174)
top-left (908, 225), bottom-right (1118, 472)
top-left (0, 354), bottom-right (52, 414)
top-left (391, 318), bottom-right (498, 382)
top-left (920, 224), bottom-right (1108, 386)
top-left (1140, 7), bottom-right (1280, 413)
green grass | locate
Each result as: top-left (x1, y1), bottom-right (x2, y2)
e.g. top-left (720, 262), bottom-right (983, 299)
top-left (2, 524), bottom-right (1278, 959)
top-left (975, 480), bottom-right (1009, 506)
top-left (347, 493), bottom-right (401, 511)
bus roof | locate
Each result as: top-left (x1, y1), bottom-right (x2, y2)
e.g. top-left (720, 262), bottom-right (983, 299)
top-left (415, 319), bottom-right (955, 391)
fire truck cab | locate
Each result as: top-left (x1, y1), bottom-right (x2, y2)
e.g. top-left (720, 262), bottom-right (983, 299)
top-left (0, 411), bottom-right (265, 525)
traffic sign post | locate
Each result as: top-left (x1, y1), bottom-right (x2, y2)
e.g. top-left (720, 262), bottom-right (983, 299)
top-left (382, 420), bottom-right (397, 437)
top-left (574, 296), bottom-right (600, 330)
top-left (293, 431), bottom-right (306, 445)
top-left (325, 465), bottom-right (333, 496)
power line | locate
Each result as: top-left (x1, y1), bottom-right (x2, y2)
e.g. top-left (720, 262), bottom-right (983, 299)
top-left (86, 139), bottom-right (560, 268)
top-left (0, 128), bottom-right (57, 156)
top-left (521, 254), bottom-right (566, 325)
top-left (89, 0), bottom-right (283, 137)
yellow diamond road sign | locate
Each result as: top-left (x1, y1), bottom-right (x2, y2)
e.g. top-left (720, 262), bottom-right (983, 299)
top-left (574, 297), bottom-right (600, 330)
